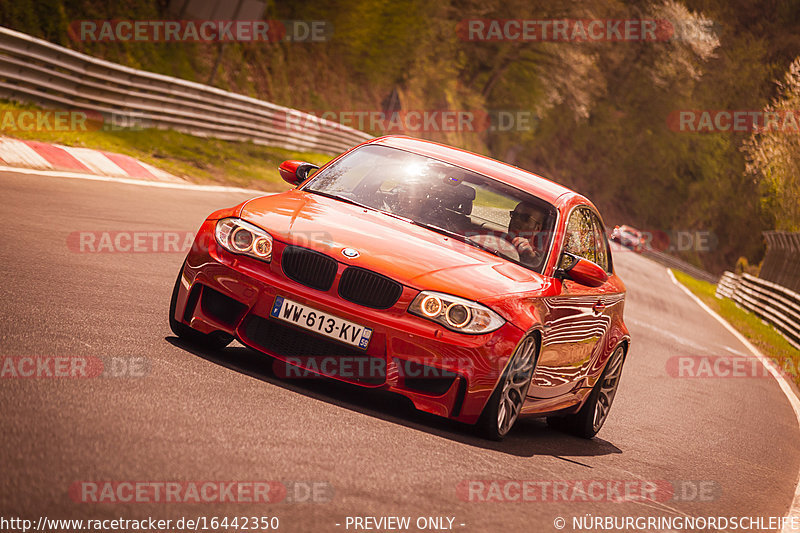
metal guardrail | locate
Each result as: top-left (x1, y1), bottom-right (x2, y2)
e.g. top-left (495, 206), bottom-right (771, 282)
top-left (0, 26), bottom-right (371, 155)
top-left (715, 271), bottom-right (739, 299)
top-left (716, 271), bottom-right (800, 351)
top-left (641, 249), bottom-right (719, 284)
top-left (761, 231), bottom-right (800, 294)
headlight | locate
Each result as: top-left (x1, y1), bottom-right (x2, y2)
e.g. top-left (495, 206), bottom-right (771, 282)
top-left (215, 218), bottom-right (273, 262)
top-left (408, 291), bottom-right (505, 334)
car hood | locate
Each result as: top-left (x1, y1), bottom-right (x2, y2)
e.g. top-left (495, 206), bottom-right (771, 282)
top-left (238, 190), bottom-right (548, 301)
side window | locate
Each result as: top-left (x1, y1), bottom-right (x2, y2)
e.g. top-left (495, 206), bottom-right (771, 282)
top-left (564, 208), bottom-right (597, 264)
top-left (590, 212), bottom-right (611, 272)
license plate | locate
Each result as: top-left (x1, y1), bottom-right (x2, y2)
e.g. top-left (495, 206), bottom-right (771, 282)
top-left (270, 296), bottom-right (373, 350)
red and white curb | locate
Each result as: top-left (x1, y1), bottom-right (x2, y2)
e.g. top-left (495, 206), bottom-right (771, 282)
top-left (0, 136), bottom-right (265, 193)
top-left (0, 136), bottom-right (182, 183)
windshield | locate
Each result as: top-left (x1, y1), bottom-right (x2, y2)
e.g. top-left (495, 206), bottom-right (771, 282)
top-left (302, 145), bottom-right (557, 273)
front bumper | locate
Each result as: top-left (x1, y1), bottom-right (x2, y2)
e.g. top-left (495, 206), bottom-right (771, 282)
top-left (172, 220), bottom-right (526, 424)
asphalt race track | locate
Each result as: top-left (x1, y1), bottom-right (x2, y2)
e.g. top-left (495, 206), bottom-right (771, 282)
top-left (1, 169), bottom-right (799, 533)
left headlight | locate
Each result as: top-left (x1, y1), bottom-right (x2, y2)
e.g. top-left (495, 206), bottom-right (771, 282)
top-left (215, 218), bottom-right (273, 262)
top-left (408, 291), bottom-right (505, 334)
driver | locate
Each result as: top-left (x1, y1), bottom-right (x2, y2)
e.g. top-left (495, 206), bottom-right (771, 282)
top-left (508, 202), bottom-right (546, 267)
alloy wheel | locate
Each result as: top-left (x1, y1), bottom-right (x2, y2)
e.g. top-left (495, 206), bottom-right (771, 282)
top-left (497, 336), bottom-right (538, 436)
top-left (592, 346), bottom-right (624, 432)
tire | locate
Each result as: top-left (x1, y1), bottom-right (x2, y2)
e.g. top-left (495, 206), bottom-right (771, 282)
top-left (547, 345), bottom-right (626, 438)
top-left (477, 335), bottom-right (539, 440)
top-left (168, 262), bottom-right (233, 350)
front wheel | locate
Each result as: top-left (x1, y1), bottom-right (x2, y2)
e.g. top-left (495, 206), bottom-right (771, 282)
top-left (548, 345), bottom-right (626, 438)
top-left (477, 335), bottom-right (539, 440)
top-left (168, 262), bottom-right (233, 350)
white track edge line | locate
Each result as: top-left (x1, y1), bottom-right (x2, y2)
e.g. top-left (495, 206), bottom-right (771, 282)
top-left (667, 267), bottom-right (800, 532)
top-left (0, 165), bottom-right (267, 194)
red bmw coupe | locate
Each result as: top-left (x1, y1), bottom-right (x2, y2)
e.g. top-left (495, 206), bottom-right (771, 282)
top-left (169, 136), bottom-right (630, 439)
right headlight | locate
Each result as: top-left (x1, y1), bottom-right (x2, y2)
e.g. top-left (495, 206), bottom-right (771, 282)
top-left (408, 291), bottom-right (505, 334)
top-left (215, 218), bottom-right (273, 262)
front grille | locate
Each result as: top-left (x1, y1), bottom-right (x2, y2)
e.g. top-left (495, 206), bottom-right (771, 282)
top-left (243, 315), bottom-right (385, 385)
top-left (281, 246), bottom-right (337, 291)
top-left (338, 267), bottom-right (403, 309)
top-left (245, 314), bottom-right (364, 357)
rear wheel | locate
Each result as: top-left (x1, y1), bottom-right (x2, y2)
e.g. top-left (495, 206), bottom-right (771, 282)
top-left (168, 263), bottom-right (233, 350)
top-left (477, 335), bottom-right (538, 440)
top-left (548, 345), bottom-right (625, 438)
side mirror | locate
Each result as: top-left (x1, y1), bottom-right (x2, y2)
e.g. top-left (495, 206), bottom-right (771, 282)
top-left (279, 160), bottom-right (320, 186)
top-left (555, 252), bottom-right (609, 287)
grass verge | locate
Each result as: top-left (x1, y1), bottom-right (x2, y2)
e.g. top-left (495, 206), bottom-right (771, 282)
top-left (0, 100), bottom-right (333, 191)
top-left (671, 269), bottom-right (800, 389)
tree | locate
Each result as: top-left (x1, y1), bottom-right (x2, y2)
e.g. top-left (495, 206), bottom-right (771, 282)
top-left (744, 57), bottom-right (800, 231)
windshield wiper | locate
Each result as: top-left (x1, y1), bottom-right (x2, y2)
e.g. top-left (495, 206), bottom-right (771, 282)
top-left (307, 189), bottom-right (375, 210)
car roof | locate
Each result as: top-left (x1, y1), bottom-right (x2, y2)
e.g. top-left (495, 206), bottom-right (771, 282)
top-left (367, 135), bottom-right (588, 208)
